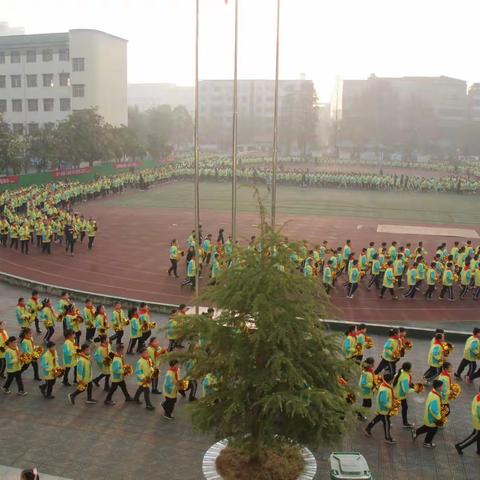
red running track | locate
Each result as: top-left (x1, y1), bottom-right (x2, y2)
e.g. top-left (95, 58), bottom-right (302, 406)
top-left (0, 192), bottom-right (478, 324)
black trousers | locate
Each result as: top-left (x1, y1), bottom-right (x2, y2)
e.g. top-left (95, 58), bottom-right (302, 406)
top-left (41, 378), bottom-right (56, 397)
top-left (416, 425), bottom-right (438, 443)
top-left (375, 358), bottom-right (396, 376)
top-left (362, 398), bottom-right (372, 408)
top-left (86, 327), bottom-right (96, 342)
top-left (10, 238), bottom-right (19, 249)
top-left (401, 398), bottom-right (410, 425)
top-left (71, 381), bottom-right (93, 400)
top-left (0, 233), bottom-right (7, 246)
top-left (404, 286), bottom-right (417, 298)
top-left (109, 330), bottom-right (124, 345)
top-left (134, 386), bottom-right (153, 407)
top-left (127, 338), bottom-right (140, 353)
top-left (439, 285), bottom-right (454, 300)
top-left (459, 285), bottom-right (469, 299)
top-left (456, 358), bottom-right (476, 378)
top-left (162, 396), bottom-right (177, 417)
top-left (168, 259), bottom-right (178, 277)
top-left (93, 373), bottom-right (110, 390)
top-left (65, 239), bottom-right (76, 254)
top-left (4, 371), bottom-right (24, 392)
top-left (186, 379), bottom-right (198, 400)
top-left (368, 275), bottom-right (380, 289)
top-left (63, 366), bottom-right (77, 384)
top-left (138, 331), bottom-right (151, 351)
top-left (474, 287), bottom-right (480, 300)
top-left (380, 286), bottom-right (396, 298)
top-left (395, 275), bottom-right (403, 288)
top-left (366, 414), bottom-right (392, 440)
top-left (21, 360), bottom-right (40, 379)
top-left (424, 366), bottom-right (441, 381)
top-left (324, 283), bottom-right (332, 294)
top-left (424, 284), bottom-right (435, 299)
top-left (36, 234), bottom-right (42, 247)
top-left (34, 316), bottom-right (41, 333)
top-left (42, 242), bottom-right (51, 254)
top-left (347, 283), bottom-right (358, 297)
top-left (456, 429), bottom-right (480, 453)
top-left (88, 236), bottom-right (95, 249)
top-left (20, 239), bottom-right (29, 254)
top-left (44, 326), bottom-right (55, 342)
top-left (0, 358), bottom-right (5, 377)
top-left (106, 380), bottom-right (131, 401)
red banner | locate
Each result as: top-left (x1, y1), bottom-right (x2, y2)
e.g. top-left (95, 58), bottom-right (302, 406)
top-left (51, 167), bottom-right (92, 178)
top-left (0, 175), bottom-right (19, 185)
top-left (156, 156), bottom-right (174, 164)
top-left (113, 162), bottom-right (141, 169)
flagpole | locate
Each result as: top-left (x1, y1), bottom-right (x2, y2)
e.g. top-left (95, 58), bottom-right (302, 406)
top-left (271, 0), bottom-right (280, 228)
top-left (231, 0), bottom-right (239, 242)
top-left (194, 0), bottom-right (200, 310)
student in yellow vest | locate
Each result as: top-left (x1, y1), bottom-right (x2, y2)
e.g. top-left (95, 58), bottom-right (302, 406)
top-left (39, 341), bottom-right (58, 399)
top-left (40, 298), bottom-right (56, 344)
top-left (126, 307), bottom-right (142, 355)
top-left (363, 373), bottom-right (396, 444)
top-left (168, 239), bottom-right (180, 278)
top-left (92, 335), bottom-right (112, 391)
top-left (162, 359), bottom-right (181, 420)
top-left (62, 330), bottom-right (78, 386)
top-left (379, 261), bottom-right (398, 300)
top-left (110, 302), bottom-right (127, 345)
top-left (424, 262), bottom-right (437, 300)
top-left (104, 343), bottom-right (132, 405)
top-left (27, 290), bottom-right (42, 334)
top-left (403, 262), bottom-right (418, 299)
top-left (358, 357), bottom-right (375, 420)
top-left (20, 328), bottom-right (41, 381)
top-left (412, 380), bottom-right (443, 448)
top-left (133, 347), bottom-right (155, 410)
top-left (2, 336), bottom-right (27, 395)
top-left (455, 328), bottom-right (480, 382)
top-left (393, 362), bottom-right (415, 428)
top-left (83, 298), bottom-right (96, 343)
top-left (473, 265), bottom-right (480, 300)
top-left (9, 222), bottom-right (19, 250)
top-left (68, 343), bottom-right (97, 405)
top-left (87, 218), bottom-right (97, 250)
top-left (374, 328), bottom-right (400, 376)
top-left (19, 222), bottom-right (30, 255)
top-left (438, 362), bottom-right (454, 420)
top-left (147, 337), bottom-right (164, 395)
top-left (439, 262), bottom-right (455, 301)
top-left (0, 320), bottom-right (9, 378)
top-left (424, 332), bottom-right (445, 383)
top-left (454, 386), bottom-right (480, 455)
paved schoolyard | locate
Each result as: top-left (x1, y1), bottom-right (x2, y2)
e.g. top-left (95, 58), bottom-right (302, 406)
top-left (0, 283), bottom-right (479, 479)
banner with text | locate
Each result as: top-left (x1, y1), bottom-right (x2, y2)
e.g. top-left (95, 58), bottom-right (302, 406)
top-left (0, 175), bottom-right (19, 185)
top-left (51, 167), bottom-right (92, 178)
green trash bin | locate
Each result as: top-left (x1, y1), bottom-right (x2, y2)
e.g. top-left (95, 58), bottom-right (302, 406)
top-left (329, 452), bottom-right (372, 480)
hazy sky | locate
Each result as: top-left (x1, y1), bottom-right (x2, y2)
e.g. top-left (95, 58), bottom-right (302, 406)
top-left (2, 0), bottom-right (479, 101)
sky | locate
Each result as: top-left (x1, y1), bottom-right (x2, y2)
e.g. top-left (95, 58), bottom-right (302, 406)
top-left (1, 0), bottom-right (480, 101)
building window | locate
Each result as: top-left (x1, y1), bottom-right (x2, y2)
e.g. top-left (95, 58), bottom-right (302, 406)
top-left (59, 73), bottom-right (70, 87)
top-left (42, 49), bottom-right (53, 62)
top-left (60, 98), bottom-right (71, 111)
top-left (28, 123), bottom-right (39, 134)
top-left (26, 50), bottom-right (36, 63)
top-left (43, 98), bottom-right (54, 112)
top-left (0, 100), bottom-right (6, 113)
top-left (72, 84), bottom-right (85, 97)
top-left (12, 99), bottom-right (22, 112)
top-left (27, 99), bottom-right (38, 112)
top-left (59, 48), bottom-right (69, 61)
top-left (43, 73), bottom-right (54, 88)
top-left (0, 52), bottom-right (5, 64)
top-left (10, 51), bottom-right (20, 63)
top-left (72, 57), bottom-right (85, 72)
top-left (12, 123), bottom-right (24, 134)
top-left (11, 75), bottom-right (21, 88)
top-left (26, 74), bottom-right (37, 88)
top-left (0, 76), bottom-right (5, 88)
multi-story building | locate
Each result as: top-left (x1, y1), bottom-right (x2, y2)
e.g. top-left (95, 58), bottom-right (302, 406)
top-left (199, 79), bottom-right (317, 152)
top-left (128, 83), bottom-right (194, 114)
top-left (338, 74), bottom-right (468, 153)
top-left (468, 83), bottom-right (480, 122)
top-left (0, 29), bottom-right (127, 133)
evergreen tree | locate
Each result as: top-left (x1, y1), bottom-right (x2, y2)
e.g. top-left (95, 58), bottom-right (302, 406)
top-left (176, 211), bottom-right (358, 463)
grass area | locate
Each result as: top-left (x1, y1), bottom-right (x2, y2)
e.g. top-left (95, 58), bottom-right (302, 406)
top-left (102, 181), bottom-right (480, 225)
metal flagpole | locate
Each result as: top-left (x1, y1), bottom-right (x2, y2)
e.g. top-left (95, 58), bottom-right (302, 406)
top-left (271, 0), bottom-right (280, 228)
top-left (194, 0), bottom-right (200, 310)
top-left (231, 0), bottom-right (239, 242)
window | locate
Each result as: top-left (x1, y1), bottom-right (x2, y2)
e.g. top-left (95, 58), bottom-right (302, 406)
top-left (0, 52), bottom-right (5, 64)
top-left (26, 74), bottom-right (37, 88)
top-left (72, 57), bottom-right (85, 71)
top-left (60, 98), bottom-right (71, 111)
top-left (0, 100), bottom-right (6, 113)
top-left (12, 99), bottom-right (22, 112)
top-left (10, 51), bottom-right (20, 63)
top-left (42, 49), bottom-right (53, 62)
top-left (43, 73), bottom-right (54, 88)
top-left (28, 123), bottom-right (39, 134)
top-left (59, 73), bottom-right (70, 87)
top-left (27, 99), bottom-right (38, 112)
top-left (26, 50), bottom-right (36, 63)
top-left (12, 123), bottom-right (24, 135)
top-left (59, 48), bottom-right (69, 61)
top-left (11, 75), bottom-right (21, 88)
top-left (43, 98), bottom-right (54, 112)
top-left (72, 84), bottom-right (85, 97)
top-left (0, 76), bottom-right (5, 88)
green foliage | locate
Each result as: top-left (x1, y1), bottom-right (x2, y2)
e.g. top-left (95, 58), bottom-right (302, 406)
top-left (176, 210), bottom-right (358, 461)
top-left (0, 115), bottom-right (25, 174)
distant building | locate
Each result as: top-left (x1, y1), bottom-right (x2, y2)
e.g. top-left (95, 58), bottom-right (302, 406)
top-left (0, 29), bottom-right (127, 133)
top-left (468, 83), bottom-right (480, 122)
top-left (338, 74), bottom-right (468, 154)
top-left (128, 83), bottom-right (194, 113)
top-left (199, 79), bottom-right (317, 152)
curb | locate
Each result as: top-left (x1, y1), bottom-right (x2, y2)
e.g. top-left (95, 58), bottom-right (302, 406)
top-left (0, 271), bottom-right (472, 341)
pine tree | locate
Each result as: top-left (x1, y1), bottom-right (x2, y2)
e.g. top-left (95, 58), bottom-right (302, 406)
top-left (177, 212), bottom-right (358, 464)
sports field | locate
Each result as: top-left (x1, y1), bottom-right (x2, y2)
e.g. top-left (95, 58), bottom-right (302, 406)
top-left (102, 181), bottom-right (480, 225)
